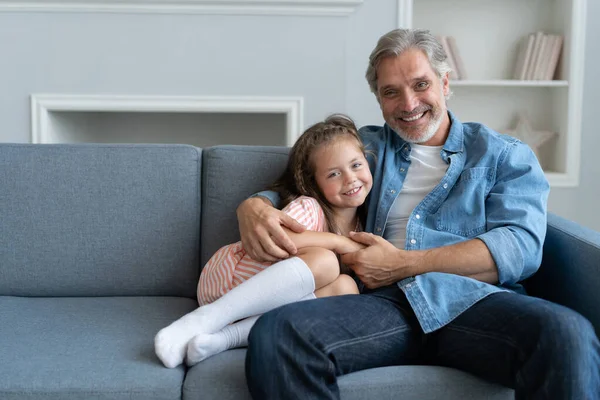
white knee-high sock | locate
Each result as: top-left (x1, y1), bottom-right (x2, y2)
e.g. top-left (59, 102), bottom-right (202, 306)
top-left (155, 257), bottom-right (315, 368)
top-left (186, 315), bottom-right (260, 366)
top-left (186, 293), bottom-right (317, 366)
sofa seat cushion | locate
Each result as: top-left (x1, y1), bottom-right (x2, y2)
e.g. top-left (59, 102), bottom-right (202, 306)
top-left (183, 349), bottom-right (514, 400)
top-left (0, 296), bottom-right (197, 400)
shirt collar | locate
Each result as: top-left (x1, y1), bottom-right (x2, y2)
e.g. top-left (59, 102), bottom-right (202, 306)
top-left (443, 110), bottom-right (464, 154)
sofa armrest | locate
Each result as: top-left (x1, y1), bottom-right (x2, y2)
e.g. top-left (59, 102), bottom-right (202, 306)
top-left (524, 213), bottom-right (600, 332)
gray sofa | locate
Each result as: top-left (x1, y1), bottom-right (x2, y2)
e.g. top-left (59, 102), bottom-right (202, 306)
top-left (1, 143), bottom-right (599, 400)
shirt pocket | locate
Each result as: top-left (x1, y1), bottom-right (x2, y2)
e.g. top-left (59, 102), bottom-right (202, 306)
top-left (434, 167), bottom-right (493, 237)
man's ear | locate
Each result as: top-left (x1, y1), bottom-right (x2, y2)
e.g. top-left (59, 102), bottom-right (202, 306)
top-left (441, 72), bottom-right (450, 97)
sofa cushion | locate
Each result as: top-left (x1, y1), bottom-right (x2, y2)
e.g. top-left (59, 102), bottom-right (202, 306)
top-left (183, 349), bottom-right (513, 400)
top-left (200, 145), bottom-right (289, 267)
top-left (337, 365), bottom-right (513, 400)
top-left (0, 296), bottom-right (196, 400)
top-left (0, 144), bottom-right (201, 297)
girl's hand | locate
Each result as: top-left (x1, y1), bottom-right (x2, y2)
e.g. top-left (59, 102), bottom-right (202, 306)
top-left (335, 235), bottom-right (367, 255)
top-left (236, 197), bottom-right (306, 262)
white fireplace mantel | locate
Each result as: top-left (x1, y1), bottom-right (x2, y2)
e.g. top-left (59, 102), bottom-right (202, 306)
top-left (0, 0), bottom-right (363, 16)
top-left (31, 94), bottom-right (304, 146)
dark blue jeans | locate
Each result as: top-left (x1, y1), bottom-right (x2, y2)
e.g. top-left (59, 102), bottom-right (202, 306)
top-left (246, 285), bottom-right (600, 399)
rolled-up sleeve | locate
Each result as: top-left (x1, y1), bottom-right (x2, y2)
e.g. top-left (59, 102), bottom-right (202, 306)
top-left (477, 140), bottom-right (550, 285)
top-left (250, 190), bottom-right (281, 209)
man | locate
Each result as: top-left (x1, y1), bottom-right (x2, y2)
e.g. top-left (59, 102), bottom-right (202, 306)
top-left (237, 29), bottom-right (600, 399)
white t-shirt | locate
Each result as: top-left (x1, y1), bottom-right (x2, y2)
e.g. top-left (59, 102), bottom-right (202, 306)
top-left (384, 144), bottom-right (448, 249)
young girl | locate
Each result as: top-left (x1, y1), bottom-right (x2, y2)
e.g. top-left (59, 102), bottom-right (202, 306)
top-left (154, 115), bottom-right (373, 368)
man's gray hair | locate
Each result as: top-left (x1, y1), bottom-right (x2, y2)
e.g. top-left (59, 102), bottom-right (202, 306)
top-left (365, 29), bottom-right (452, 97)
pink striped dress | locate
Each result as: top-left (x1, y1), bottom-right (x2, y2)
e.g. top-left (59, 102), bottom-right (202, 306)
top-left (197, 196), bottom-right (326, 306)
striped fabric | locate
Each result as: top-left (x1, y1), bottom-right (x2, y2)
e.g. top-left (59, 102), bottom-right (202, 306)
top-left (197, 196), bottom-right (326, 306)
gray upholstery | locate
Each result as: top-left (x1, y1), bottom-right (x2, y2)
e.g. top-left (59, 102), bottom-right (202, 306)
top-left (183, 350), bottom-right (249, 400)
top-left (0, 144), bottom-right (201, 298)
top-left (183, 349), bottom-right (513, 400)
top-left (337, 366), bottom-right (512, 400)
top-left (2, 143), bottom-right (599, 400)
top-left (200, 145), bottom-right (289, 267)
top-left (524, 213), bottom-right (600, 332)
top-left (0, 296), bottom-right (197, 400)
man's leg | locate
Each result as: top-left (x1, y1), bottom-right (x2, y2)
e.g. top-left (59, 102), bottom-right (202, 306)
top-left (428, 292), bottom-right (600, 400)
top-left (245, 285), bottom-right (422, 400)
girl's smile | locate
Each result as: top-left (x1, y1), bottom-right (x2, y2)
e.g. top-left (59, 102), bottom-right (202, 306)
top-left (311, 137), bottom-right (373, 213)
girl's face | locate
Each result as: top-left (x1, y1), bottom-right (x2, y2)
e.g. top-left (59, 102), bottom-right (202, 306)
top-left (311, 137), bottom-right (372, 211)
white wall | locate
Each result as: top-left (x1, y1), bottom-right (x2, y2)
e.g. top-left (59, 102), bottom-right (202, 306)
top-left (0, 4), bottom-right (389, 142)
top-left (0, 1), bottom-right (396, 139)
top-left (1, 0), bottom-right (599, 230)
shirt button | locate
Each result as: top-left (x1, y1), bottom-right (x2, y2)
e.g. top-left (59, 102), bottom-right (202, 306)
top-left (443, 183), bottom-right (448, 189)
top-left (415, 214), bottom-right (421, 219)
top-left (390, 189), bottom-right (396, 194)
top-left (410, 239), bottom-right (416, 244)
top-left (400, 168), bottom-right (405, 172)
top-left (406, 283), bottom-right (412, 288)
top-left (377, 227), bottom-right (382, 232)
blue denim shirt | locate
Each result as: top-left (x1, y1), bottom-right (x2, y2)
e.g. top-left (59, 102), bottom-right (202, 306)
top-left (360, 111), bottom-right (549, 332)
top-left (258, 111), bottom-right (549, 333)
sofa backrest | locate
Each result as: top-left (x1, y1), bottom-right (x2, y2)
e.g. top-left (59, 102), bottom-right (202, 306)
top-left (200, 145), bottom-right (289, 268)
top-left (0, 144), bottom-right (201, 297)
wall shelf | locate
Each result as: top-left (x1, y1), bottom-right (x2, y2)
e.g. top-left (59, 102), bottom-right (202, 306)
top-left (30, 94), bottom-right (304, 147)
top-left (398, 0), bottom-right (587, 187)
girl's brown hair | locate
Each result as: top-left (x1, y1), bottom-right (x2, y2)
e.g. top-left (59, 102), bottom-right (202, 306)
top-left (270, 114), bottom-right (367, 234)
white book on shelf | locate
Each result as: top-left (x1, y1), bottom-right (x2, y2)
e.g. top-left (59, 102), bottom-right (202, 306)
top-left (446, 36), bottom-right (467, 80)
top-left (438, 35), bottom-right (459, 80)
top-left (534, 35), bottom-right (553, 80)
top-left (525, 31), bottom-right (545, 80)
top-left (514, 34), bottom-right (535, 80)
top-left (544, 35), bottom-right (564, 80)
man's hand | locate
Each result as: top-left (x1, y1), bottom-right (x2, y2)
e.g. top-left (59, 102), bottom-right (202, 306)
top-left (341, 232), bottom-right (413, 289)
top-left (236, 197), bottom-right (306, 262)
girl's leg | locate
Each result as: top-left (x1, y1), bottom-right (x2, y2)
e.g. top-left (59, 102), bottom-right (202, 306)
top-left (186, 295), bottom-right (317, 366)
top-left (296, 247), bottom-right (344, 290)
top-left (314, 274), bottom-right (359, 297)
top-left (155, 248), bottom-right (339, 368)
top-left (185, 315), bottom-right (259, 367)
top-left (186, 274), bottom-right (360, 366)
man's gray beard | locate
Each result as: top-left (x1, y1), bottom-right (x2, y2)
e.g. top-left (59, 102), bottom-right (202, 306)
top-left (392, 108), bottom-right (443, 144)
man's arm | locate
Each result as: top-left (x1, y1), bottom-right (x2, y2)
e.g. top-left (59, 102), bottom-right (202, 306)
top-left (236, 196), bottom-right (305, 262)
top-left (475, 141), bottom-right (549, 285)
top-left (342, 233), bottom-right (497, 288)
top-left (417, 238), bottom-right (498, 282)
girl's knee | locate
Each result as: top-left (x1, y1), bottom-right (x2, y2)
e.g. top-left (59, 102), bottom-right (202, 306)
top-left (297, 247), bottom-right (340, 286)
top-left (315, 274), bottom-right (359, 297)
top-left (331, 274), bottom-right (359, 295)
